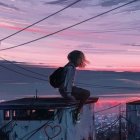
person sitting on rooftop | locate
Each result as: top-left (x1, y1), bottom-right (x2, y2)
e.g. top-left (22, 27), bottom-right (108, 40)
top-left (59, 50), bottom-right (90, 122)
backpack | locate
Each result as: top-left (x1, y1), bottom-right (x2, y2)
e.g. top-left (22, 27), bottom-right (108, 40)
top-left (49, 67), bottom-right (65, 88)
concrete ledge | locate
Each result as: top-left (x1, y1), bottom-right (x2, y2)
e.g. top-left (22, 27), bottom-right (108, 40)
top-left (0, 96), bottom-right (98, 110)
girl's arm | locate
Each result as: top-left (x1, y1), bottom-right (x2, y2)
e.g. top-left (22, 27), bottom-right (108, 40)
top-left (63, 65), bottom-right (75, 99)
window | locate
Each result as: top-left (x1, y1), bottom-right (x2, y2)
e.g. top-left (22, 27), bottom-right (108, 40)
top-left (11, 109), bottom-right (55, 120)
top-left (137, 110), bottom-right (140, 117)
top-left (4, 110), bottom-right (10, 120)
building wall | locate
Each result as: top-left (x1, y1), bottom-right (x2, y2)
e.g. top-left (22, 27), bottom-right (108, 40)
top-left (126, 104), bottom-right (140, 140)
top-left (2, 103), bottom-right (96, 140)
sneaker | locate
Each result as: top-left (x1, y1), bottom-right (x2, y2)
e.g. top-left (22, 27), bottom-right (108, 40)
top-left (75, 112), bottom-right (80, 123)
top-left (74, 111), bottom-right (80, 123)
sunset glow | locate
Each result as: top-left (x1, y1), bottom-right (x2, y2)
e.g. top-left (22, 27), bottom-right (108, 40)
top-left (0, 0), bottom-right (140, 72)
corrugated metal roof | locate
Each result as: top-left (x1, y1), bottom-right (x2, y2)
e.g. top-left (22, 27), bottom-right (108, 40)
top-left (0, 96), bottom-right (98, 110)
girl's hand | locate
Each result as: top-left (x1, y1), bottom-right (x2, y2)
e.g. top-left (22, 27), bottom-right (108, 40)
top-left (66, 95), bottom-right (76, 101)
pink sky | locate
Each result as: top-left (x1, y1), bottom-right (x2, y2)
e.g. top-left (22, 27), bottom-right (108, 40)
top-left (0, 0), bottom-right (140, 72)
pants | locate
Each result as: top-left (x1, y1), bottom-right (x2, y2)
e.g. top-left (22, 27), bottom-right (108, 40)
top-left (59, 86), bottom-right (90, 112)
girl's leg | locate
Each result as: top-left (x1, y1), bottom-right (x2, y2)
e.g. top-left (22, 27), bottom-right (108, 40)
top-left (71, 86), bottom-right (90, 112)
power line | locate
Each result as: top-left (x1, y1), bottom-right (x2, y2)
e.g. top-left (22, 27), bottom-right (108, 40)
top-left (1, 56), bottom-right (137, 90)
top-left (20, 112), bottom-right (59, 140)
top-left (0, 56), bottom-right (100, 87)
top-left (0, 56), bottom-right (121, 89)
top-left (0, 63), bottom-right (49, 82)
top-left (0, 0), bottom-right (139, 51)
top-left (1, 56), bottom-right (94, 86)
top-left (0, 56), bottom-right (48, 78)
top-left (76, 82), bottom-right (140, 90)
top-left (96, 117), bottom-right (119, 131)
top-left (0, 0), bottom-right (82, 42)
top-left (1, 55), bottom-right (139, 90)
top-left (0, 55), bottom-right (124, 88)
top-left (0, 58), bottom-right (100, 87)
top-left (0, 55), bottom-right (113, 87)
top-left (95, 97), bottom-right (140, 115)
top-left (1, 55), bottom-right (140, 92)
top-left (95, 97), bottom-right (140, 114)
top-left (95, 103), bottom-right (121, 113)
top-left (0, 120), bottom-right (14, 131)
top-left (122, 116), bottom-right (140, 129)
top-left (0, 59), bottom-right (134, 89)
top-left (20, 121), bottom-right (51, 140)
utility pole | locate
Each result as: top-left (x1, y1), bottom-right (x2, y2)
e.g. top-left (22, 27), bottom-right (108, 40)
top-left (119, 105), bottom-right (122, 140)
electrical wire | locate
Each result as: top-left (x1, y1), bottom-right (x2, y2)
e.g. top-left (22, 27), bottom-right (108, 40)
top-left (0, 56), bottom-right (123, 88)
top-left (19, 112), bottom-right (59, 140)
top-left (0, 0), bottom-right (139, 51)
top-left (0, 55), bottom-right (136, 90)
top-left (0, 0), bottom-right (82, 42)
top-left (1, 56), bottom-right (140, 98)
top-left (96, 117), bottom-right (119, 131)
top-left (0, 63), bottom-right (49, 82)
top-left (19, 121), bottom-right (51, 140)
top-left (95, 97), bottom-right (140, 114)
top-left (97, 118), bottom-right (119, 134)
top-left (0, 120), bottom-right (14, 131)
top-left (0, 56), bottom-right (128, 89)
top-left (95, 103), bottom-right (121, 113)
top-left (1, 55), bottom-right (139, 91)
top-left (76, 82), bottom-right (140, 90)
top-left (0, 56), bottom-right (119, 87)
top-left (121, 116), bottom-right (140, 129)
top-left (0, 56), bottom-right (48, 78)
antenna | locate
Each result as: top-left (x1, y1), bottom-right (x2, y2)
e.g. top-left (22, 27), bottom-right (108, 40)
top-left (35, 89), bottom-right (38, 99)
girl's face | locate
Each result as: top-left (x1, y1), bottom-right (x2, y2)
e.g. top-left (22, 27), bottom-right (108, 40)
top-left (76, 57), bottom-right (84, 67)
top-left (76, 58), bottom-right (82, 67)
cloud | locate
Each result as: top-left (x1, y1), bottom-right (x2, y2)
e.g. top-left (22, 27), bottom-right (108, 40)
top-left (76, 43), bottom-right (140, 55)
top-left (46, 0), bottom-right (68, 4)
top-left (0, 2), bottom-right (20, 11)
top-left (100, 0), bottom-right (140, 12)
top-left (44, 0), bottom-right (140, 12)
top-left (123, 43), bottom-right (140, 47)
top-left (100, 0), bottom-right (127, 7)
top-left (45, 0), bottom-right (98, 8)
top-left (126, 4), bottom-right (140, 12)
